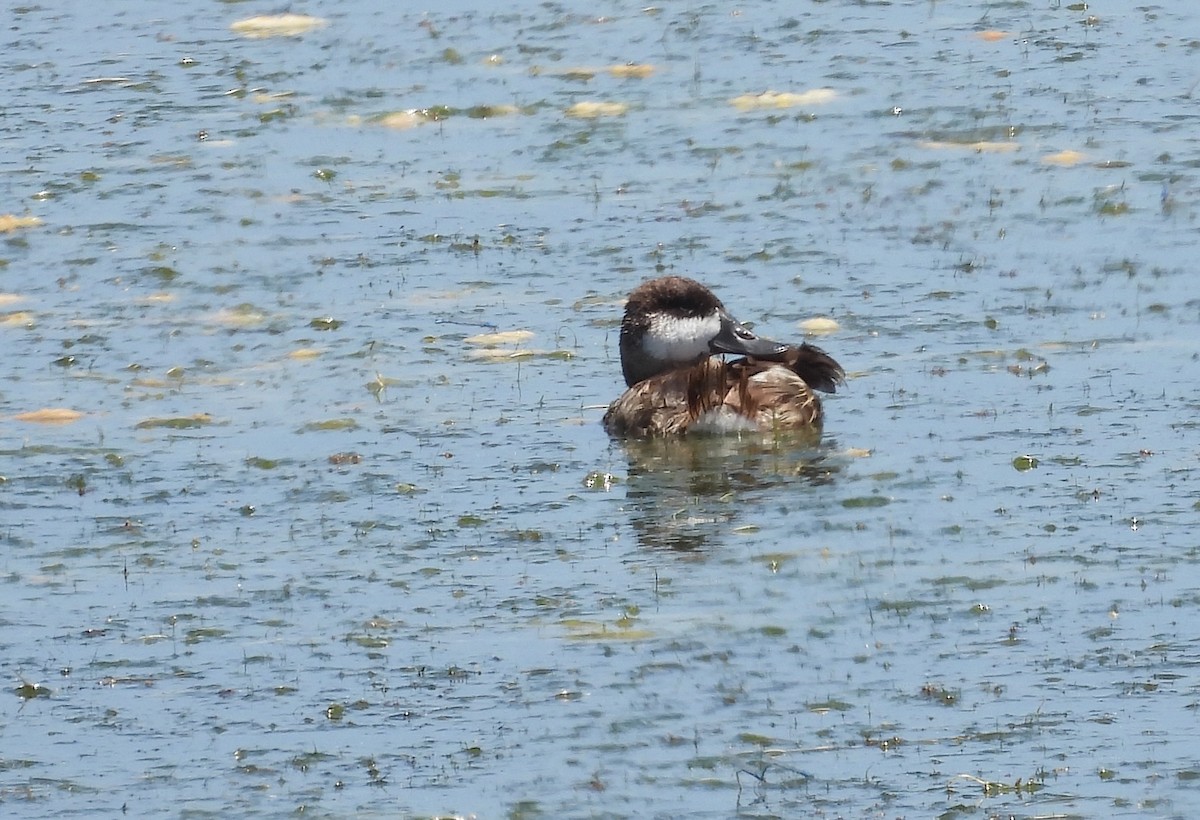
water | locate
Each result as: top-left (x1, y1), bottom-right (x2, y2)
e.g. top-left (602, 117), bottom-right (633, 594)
top-left (3, 1), bottom-right (1200, 817)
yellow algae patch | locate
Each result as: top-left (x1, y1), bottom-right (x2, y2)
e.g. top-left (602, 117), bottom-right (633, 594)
top-left (562, 619), bottom-right (653, 641)
top-left (730, 88), bottom-right (837, 111)
top-left (975, 30), bottom-right (1010, 42)
top-left (377, 111), bottom-right (426, 130)
top-left (208, 307), bottom-right (266, 327)
top-left (0, 294), bottom-right (23, 307)
top-left (0, 214), bottom-right (42, 232)
top-left (135, 293), bottom-right (175, 305)
top-left (149, 154), bottom-right (192, 169)
top-left (566, 101), bottom-right (628, 118)
top-left (800, 316), bottom-right (840, 335)
top-left (127, 376), bottom-right (177, 389)
top-left (0, 311), bottom-right (34, 327)
top-left (407, 288), bottom-right (480, 305)
top-left (534, 65), bottom-right (643, 81)
top-left (467, 348), bottom-right (542, 362)
top-left (251, 91), bottom-right (296, 104)
top-left (300, 417), bottom-right (358, 432)
top-left (919, 140), bottom-right (1019, 153)
top-left (13, 408), bottom-right (84, 424)
top-left (465, 330), bottom-right (535, 347)
top-left (464, 329), bottom-right (542, 361)
top-left (288, 347), bottom-right (323, 360)
top-left (1042, 149), bottom-right (1087, 167)
top-left (608, 63), bottom-right (655, 79)
top-left (230, 14), bottom-right (327, 39)
top-left (845, 447), bottom-right (872, 459)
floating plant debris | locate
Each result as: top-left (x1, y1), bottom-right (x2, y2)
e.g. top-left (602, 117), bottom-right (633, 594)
top-left (13, 407), bottom-right (84, 424)
top-left (730, 89), bottom-right (836, 111)
top-left (230, 14), bottom-right (328, 39)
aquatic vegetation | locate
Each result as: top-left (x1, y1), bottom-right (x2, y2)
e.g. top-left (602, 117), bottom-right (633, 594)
top-left (6, 1), bottom-right (1200, 817)
top-left (299, 418), bottom-right (359, 432)
top-left (0, 214), bottom-right (41, 232)
top-left (12, 407), bottom-right (83, 424)
top-left (919, 139), bottom-right (1020, 153)
top-left (134, 414), bottom-right (213, 430)
top-left (609, 63), bottom-right (655, 79)
top-left (465, 330), bottom-right (534, 346)
top-left (1012, 454), bottom-right (1040, 471)
top-left (15, 681), bottom-right (52, 700)
top-left (230, 14), bottom-right (328, 39)
top-left (799, 316), bottom-right (839, 335)
top-left (565, 101), bottom-right (629, 118)
top-left (729, 89), bottom-right (836, 111)
top-left (582, 470), bottom-right (618, 490)
top-left (1042, 149), bottom-right (1087, 166)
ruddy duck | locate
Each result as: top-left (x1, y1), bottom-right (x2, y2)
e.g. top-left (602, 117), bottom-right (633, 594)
top-left (602, 276), bottom-right (844, 438)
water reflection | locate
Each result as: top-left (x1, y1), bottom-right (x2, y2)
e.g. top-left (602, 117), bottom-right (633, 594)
top-left (613, 432), bottom-right (840, 551)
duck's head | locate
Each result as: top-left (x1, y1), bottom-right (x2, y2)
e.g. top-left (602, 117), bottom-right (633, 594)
top-left (616, 276), bottom-right (789, 387)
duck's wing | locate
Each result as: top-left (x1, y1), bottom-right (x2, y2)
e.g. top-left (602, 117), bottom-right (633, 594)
top-left (603, 359), bottom-right (727, 437)
top-left (724, 361), bottom-right (825, 429)
top-left (721, 343), bottom-right (844, 429)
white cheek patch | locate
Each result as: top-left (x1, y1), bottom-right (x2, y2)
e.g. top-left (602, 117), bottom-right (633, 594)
top-left (643, 313), bottom-right (721, 364)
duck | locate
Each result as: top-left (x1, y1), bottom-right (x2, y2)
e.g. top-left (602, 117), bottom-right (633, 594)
top-left (602, 276), bottom-right (844, 438)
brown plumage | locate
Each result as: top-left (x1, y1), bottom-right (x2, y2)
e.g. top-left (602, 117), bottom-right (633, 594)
top-left (602, 277), bottom-right (844, 438)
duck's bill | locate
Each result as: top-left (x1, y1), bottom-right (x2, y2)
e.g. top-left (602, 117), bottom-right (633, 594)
top-left (709, 310), bottom-right (790, 359)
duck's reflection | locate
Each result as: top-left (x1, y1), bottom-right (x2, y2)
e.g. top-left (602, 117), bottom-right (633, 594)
top-left (612, 431), bottom-right (841, 551)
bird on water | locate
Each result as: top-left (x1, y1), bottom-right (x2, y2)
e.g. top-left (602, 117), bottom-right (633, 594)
top-left (602, 276), bottom-right (844, 438)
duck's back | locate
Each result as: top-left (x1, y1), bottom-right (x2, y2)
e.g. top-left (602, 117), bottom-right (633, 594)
top-left (602, 357), bottom-right (719, 437)
top-left (603, 344), bottom-right (842, 438)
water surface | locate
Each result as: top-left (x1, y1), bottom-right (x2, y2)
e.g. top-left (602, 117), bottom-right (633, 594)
top-left (4, 1), bottom-right (1200, 817)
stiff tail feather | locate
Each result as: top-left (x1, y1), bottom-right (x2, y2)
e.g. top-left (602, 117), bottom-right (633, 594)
top-left (782, 343), bottom-right (844, 394)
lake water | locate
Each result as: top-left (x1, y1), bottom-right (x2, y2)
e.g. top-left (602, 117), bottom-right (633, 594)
top-left (4, 1), bottom-right (1200, 817)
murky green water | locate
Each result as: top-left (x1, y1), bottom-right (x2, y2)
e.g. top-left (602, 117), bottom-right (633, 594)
top-left (4, 1), bottom-right (1200, 817)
